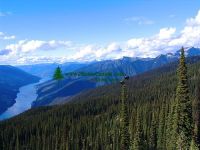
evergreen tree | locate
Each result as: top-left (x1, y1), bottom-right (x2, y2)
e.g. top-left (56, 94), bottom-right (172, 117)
top-left (193, 80), bottom-right (200, 149)
top-left (157, 101), bottom-right (166, 149)
top-left (53, 66), bottom-right (64, 87)
top-left (149, 113), bottom-right (157, 150)
top-left (167, 97), bottom-right (177, 149)
top-left (173, 47), bottom-right (193, 149)
top-left (133, 111), bottom-right (143, 150)
top-left (120, 80), bottom-right (130, 150)
top-left (53, 66), bottom-right (64, 80)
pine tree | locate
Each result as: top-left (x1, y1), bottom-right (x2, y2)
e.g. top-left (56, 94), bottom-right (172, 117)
top-left (16, 131), bottom-right (20, 150)
top-left (167, 97), bottom-right (177, 149)
top-left (193, 80), bottom-right (200, 149)
top-left (149, 113), bottom-right (157, 150)
top-left (133, 111), bottom-right (142, 150)
top-left (53, 66), bottom-right (64, 87)
top-left (53, 66), bottom-right (64, 80)
top-left (173, 47), bottom-right (193, 149)
top-left (157, 102), bottom-right (166, 149)
top-left (120, 81), bottom-right (130, 150)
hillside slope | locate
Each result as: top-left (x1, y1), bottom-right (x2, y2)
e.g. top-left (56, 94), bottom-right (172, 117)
top-left (0, 65), bottom-right (40, 114)
top-left (32, 47), bottom-right (200, 107)
top-left (32, 51), bottom-right (177, 107)
top-left (0, 56), bottom-right (200, 149)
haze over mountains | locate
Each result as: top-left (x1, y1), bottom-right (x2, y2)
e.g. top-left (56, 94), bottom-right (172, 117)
top-left (18, 62), bottom-right (89, 78)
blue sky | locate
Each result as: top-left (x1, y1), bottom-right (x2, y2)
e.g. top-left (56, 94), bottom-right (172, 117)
top-left (0, 0), bottom-right (200, 64)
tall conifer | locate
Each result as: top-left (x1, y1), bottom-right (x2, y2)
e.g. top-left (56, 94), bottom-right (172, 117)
top-left (53, 66), bottom-right (64, 81)
top-left (53, 66), bottom-right (64, 88)
top-left (174, 47), bottom-right (193, 149)
top-left (120, 80), bottom-right (130, 150)
top-left (193, 80), bottom-right (200, 149)
top-left (133, 111), bottom-right (143, 150)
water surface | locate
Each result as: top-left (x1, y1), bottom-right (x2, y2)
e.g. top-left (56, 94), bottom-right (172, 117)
top-left (0, 78), bottom-right (48, 120)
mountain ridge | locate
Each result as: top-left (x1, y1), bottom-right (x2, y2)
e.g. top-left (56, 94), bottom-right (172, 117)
top-left (0, 65), bottom-right (40, 114)
top-left (1, 55), bottom-right (200, 149)
top-left (31, 47), bottom-right (200, 107)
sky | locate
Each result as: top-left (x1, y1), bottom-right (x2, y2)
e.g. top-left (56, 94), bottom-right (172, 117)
top-left (0, 0), bottom-right (200, 65)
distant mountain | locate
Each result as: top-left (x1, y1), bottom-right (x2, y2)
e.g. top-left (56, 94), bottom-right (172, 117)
top-left (0, 65), bottom-right (40, 114)
top-left (174, 47), bottom-right (200, 57)
top-left (31, 47), bottom-right (200, 107)
top-left (18, 62), bottom-right (89, 78)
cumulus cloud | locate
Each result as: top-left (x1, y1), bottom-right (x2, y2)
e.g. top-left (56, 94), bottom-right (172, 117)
top-left (70, 43), bottom-right (122, 61)
top-left (5, 40), bottom-right (72, 54)
top-left (16, 56), bottom-right (61, 64)
top-left (0, 32), bottom-right (16, 40)
top-left (72, 10), bottom-right (200, 61)
top-left (2, 10), bottom-right (200, 64)
top-left (157, 28), bottom-right (176, 39)
top-left (125, 10), bottom-right (200, 57)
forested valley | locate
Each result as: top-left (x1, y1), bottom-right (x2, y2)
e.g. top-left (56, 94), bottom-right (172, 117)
top-left (0, 49), bottom-right (200, 150)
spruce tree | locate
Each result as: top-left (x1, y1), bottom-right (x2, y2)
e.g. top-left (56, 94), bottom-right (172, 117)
top-left (120, 80), bottom-right (130, 150)
top-left (173, 47), bottom-right (193, 149)
top-left (167, 97), bottom-right (177, 149)
top-left (193, 80), bottom-right (200, 149)
top-left (133, 111), bottom-right (143, 150)
top-left (53, 66), bottom-right (64, 80)
top-left (149, 113), bottom-right (157, 150)
top-left (53, 66), bottom-right (64, 87)
top-left (157, 102), bottom-right (166, 149)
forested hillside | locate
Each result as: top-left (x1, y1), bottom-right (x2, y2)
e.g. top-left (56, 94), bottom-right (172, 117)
top-left (32, 47), bottom-right (200, 108)
top-left (0, 55), bottom-right (200, 149)
top-left (0, 65), bottom-right (40, 114)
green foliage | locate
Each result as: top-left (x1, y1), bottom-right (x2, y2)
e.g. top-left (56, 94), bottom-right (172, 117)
top-left (120, 84), bottom-right (130, 150)
top-left (149, 113), bottom-right (157, 150)
top-left (172, 47), bottom-right (193, 149)
top-left (193, 80), bottom-right (200, 149)
top-left (53, 66), bottom-right (64, 81)
top-left (132, 112), bottom-right (143, 150)
top-left (157, 101), bottom-right (166, 149)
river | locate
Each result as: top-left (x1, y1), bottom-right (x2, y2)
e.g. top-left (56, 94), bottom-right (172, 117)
top-left (0, 78), bottom-right (48, 120)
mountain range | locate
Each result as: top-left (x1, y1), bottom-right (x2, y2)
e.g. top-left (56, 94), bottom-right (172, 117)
top-left (30, 47), bottom-right (200, 107)
top-left (1, 55), bottom-right (200, 149)
top-left (18, 62), bottom-right (89, 78)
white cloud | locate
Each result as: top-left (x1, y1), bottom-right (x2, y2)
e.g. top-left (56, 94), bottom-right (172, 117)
top-left (5, 40), bottom-right (72, 54)
top-left (16, 56), bottom-right (60, 65)
top-left (2, 10), bottom-right (200, 64)
top-left (0, 32), bottom-right (16, 40)
top-left (71, 9), bottom-right (200, 61)
top-left (157, 28), bottom-right (176, 39)
top-left (125, 16), bottom-right (154, 25)
top-left (69, 43), bottom-right (122, 61)
top-left (125, 27), bottom-right (177, 57)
